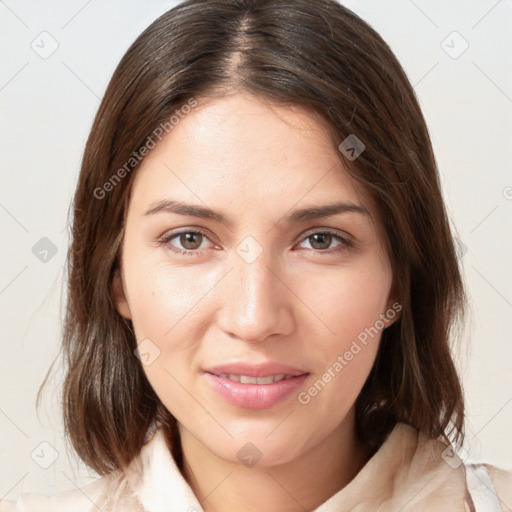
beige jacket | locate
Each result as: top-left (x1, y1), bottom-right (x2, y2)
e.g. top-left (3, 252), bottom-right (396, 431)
top-left (2, 422), bottom-right (511, 511)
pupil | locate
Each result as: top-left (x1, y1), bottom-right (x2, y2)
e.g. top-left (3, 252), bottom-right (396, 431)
top-left (312, 233), bottom-right (331, 250)
top-left (182, 233), bottom-right (201, 249)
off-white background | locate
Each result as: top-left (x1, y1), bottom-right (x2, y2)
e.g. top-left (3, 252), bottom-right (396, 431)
top-left (1, 0), bottom-right (511, 500)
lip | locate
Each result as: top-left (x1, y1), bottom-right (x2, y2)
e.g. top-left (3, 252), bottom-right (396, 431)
top-left (205, 362), bottom-right (308, 378)
top-left (203, 361), bottom-right (310, 410)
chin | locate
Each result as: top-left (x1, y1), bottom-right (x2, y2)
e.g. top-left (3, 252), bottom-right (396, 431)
top-left (208, 428), bottom-right (310, 469)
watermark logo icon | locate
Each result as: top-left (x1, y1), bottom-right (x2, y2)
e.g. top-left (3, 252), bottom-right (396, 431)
top-left (441, 31), bottom-right (469, 60)
top-left (237, 442), bottom-right (262, 468)
top-left (454, 237), bottom-right (468, 260)
top-left (31, 441), bottom-right (59, 469)
top-left (338, 134), bottom-right (365, 161)
top-left (31, 31), bottom-right (59, 59)
top-left (134, 338), bottom-right (161, 366)
top-left (32, 237), bottom-right (58, 263)
top-left (236, 236), bottom-right (263, 264)
top-left (441, 445), bottom-right (469, 469)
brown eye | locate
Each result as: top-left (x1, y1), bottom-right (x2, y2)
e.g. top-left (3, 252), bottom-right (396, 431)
top-left (297, 229), bottom-right (353, 255)
top-left (180, 232), bottom-right (203, 250)
top-left (158, 229), bottom-right (213, 255)
top-left (308, 233), bottom-right (333, 250)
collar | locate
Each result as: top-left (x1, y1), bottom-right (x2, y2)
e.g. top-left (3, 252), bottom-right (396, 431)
top-left (123, 427), bottom-right (203, 512)
top-left (123, 422), bottom-right (470, 512)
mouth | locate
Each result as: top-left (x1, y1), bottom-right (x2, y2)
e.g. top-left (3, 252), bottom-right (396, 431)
top-left (203, 361), bottom-right (310, 409)
top-left (212, 373), bottom-right (305, 384)
top-left (205, 361), bottom-right (309, 378)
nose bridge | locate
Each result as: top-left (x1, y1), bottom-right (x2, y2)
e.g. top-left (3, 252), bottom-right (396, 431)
top-left (237, 253), bottom-right (275, 314)
top-left (218, 246), bottom-right (292, 342)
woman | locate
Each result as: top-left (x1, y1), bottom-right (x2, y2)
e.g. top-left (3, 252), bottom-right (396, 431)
top-left (2, 0), bottom-right (511, 510)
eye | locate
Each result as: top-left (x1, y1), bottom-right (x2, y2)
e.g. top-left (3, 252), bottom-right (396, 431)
top-left (157, 229), bottom-right (215, 256)
top-left (158, 228), bottom-right (353, 256)
top-left (296, 229), bottom-right (353, 254)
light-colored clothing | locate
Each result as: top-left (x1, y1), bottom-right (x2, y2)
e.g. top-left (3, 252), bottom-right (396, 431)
top-left (2, 422), bottom-right (511, 511)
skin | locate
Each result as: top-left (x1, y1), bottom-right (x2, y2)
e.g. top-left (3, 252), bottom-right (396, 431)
top-left (113, 91), bottom-right (398, 512)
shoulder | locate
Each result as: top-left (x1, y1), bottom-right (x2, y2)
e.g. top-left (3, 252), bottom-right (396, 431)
top-left (383, 423), bottom-right (511, 511)
top-left (0, 470), bottom-right (125, 512)
top-left (0, 427), bottom-right (166, 512)
top-left (465, 462), bottom-right (512, 512)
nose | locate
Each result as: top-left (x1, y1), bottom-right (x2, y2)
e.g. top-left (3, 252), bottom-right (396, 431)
top-left (216, 251), bottom-right (295, 343)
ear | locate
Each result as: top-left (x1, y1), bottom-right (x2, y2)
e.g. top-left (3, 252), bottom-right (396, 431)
top-left (112, 266), bottom-right (132, 320)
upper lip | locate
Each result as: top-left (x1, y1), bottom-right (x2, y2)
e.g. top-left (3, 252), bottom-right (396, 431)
top-left (205, 361), bottom-right (309, 378)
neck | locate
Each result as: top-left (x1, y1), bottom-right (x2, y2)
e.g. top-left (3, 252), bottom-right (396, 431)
top-left (179, 410), bottom-right (370, 512)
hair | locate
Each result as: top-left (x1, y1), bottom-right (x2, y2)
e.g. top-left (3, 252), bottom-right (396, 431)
top-left (37, 0), bottom-right (467, 476)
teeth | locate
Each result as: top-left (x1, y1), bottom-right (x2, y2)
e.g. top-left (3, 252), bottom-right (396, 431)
top-left (218, 374), bottom-right (288, 384)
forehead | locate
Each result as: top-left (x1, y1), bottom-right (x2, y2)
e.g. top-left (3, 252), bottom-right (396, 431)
top-left (127, 92), bottom-right (378, 227)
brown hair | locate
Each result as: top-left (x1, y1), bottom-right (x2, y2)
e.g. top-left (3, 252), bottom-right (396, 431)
top-left (38, 0), bottom-right (466, 476)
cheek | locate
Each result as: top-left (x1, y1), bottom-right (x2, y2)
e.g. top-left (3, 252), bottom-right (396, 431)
top-left (124, 255), bottom-right (214, 340)
top-left (306, 261), bottom-right (392, 346)
top-left (295, 258), bottom-right (392, 407)
top-left (122, 257), bottom-right (216, 398)
top-left (296, 274), bottom-right (389, 426)
top-left (124, 262), bottom-right (210, 420)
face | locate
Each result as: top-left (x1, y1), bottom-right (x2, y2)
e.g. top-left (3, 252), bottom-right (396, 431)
top-left (113, 91), bottom-right (397, 467)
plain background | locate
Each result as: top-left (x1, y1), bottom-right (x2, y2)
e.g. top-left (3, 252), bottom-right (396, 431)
top-left (1, 0), bottom-right (511, 500)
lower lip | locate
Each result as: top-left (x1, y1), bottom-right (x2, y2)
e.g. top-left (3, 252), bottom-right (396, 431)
top-left (204, 372), bottom-right (309, 409)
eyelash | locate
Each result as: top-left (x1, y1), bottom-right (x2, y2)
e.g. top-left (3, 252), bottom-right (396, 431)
top-left (157, 228), bottom-right (354, 256)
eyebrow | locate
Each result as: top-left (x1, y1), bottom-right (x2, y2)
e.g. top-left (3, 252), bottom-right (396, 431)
top-left (143, 199), bottom-right (369, 225)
